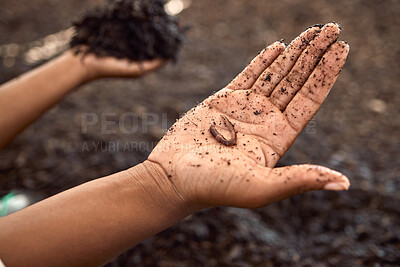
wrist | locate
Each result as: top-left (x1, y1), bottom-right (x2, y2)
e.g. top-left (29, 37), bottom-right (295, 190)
top-left (62, 49), bottom-right (97, 84)
top-left (123, 160), bottom-right (195, 223)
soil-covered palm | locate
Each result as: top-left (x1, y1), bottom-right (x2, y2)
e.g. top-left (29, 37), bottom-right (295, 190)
top-left (149, 23), bottom-right (350, 209)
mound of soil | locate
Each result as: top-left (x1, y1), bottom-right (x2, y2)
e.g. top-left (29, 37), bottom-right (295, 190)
top-left (70, 0), bottom-right (186, 61)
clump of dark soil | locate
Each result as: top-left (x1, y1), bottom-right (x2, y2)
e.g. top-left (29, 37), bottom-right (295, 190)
top-left (70, 0), bottom-right (186, 61)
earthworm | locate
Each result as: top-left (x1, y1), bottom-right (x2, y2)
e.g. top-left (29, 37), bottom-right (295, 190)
top-left (209, 115), bottom-right (237, 146)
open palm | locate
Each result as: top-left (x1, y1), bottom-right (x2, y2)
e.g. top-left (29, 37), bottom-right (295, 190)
top-left (149, 23), bottom-right (350, 209)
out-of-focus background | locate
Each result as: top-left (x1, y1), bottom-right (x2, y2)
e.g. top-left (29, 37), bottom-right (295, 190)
top-left (0, 0), bottom-right (399, 265)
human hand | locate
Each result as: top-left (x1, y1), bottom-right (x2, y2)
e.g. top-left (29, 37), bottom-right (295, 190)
top-left (72, 48), bottom-right (165, 81)
top-left (148, 23), bottom-right (350, 209)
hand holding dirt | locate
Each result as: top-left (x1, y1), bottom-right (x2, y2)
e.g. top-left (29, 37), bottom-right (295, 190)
top-left (79, 53), bottom-right (165, 80)
top-left (148, 23), bottom-right (350, 209)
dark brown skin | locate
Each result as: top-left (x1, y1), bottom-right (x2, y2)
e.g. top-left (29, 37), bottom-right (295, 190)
top-left (209, 115), bottom-right (237, 146)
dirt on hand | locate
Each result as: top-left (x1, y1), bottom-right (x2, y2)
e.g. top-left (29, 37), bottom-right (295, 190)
top-left (0, 0), bottom-right (399, 266)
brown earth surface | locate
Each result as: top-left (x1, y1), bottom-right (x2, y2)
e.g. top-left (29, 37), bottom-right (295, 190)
top-left (0, 0), bottom-right (399, 266)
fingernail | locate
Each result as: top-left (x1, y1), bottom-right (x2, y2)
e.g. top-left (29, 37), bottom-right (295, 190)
top-left (323, 182), bottom-right (349, 191)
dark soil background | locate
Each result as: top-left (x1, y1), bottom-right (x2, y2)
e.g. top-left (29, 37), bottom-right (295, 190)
top-left (0, 0), bottom-right (399, 266)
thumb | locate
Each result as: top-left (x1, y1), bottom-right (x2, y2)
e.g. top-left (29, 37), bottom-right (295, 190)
top-left (210, 162), bottom-right (350, 209)
top-left (265, 164), bottom-right (350, 202)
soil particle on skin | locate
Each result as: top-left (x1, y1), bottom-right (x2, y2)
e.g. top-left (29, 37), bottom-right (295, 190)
top-left (70, 0), bottom-right (186, 61)
top-left (264, 73), bottom-right (272, 82)
top-left (1, 0), bottom-right (399, 266)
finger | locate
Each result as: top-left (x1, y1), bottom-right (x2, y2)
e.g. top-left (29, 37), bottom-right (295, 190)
top-left (226, 41), bottom-right (285, 90)
top-left (239, 164), bottom-right (349, 208)
top-left (264, 164), bottom-right (350, 202)
top-left (252, 25), bottom-right (323, 95)
top-left (269, 23), bottom-right (341, 110)
top-left (98, 57), bottom-right (165, 77)
top-left (138, 58), bottom-right (166, 72)
top-left (213, 161), bottom-right (348, 209)
top-left (283, 41), bottom-right (350, 131)
top-left (224, 162), bottom-right (350, 208)
top-left (117, 58), bottom-right (165, 77)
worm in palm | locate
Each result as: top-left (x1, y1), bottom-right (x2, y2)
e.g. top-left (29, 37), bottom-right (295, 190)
top-left (209, 115), bottom-right (237, 146)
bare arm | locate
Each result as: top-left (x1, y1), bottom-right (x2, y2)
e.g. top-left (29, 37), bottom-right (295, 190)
top-left (0, 23), bottom-right (350, 267)
top-left (0, 50), bottom-right (163, 149)
top-left (0, 161), bottom-right (192, 267)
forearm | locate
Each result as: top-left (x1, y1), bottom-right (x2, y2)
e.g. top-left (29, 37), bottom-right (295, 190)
top-left (0, 161), bottom-right (192, 267)
top-left (0, 51), bottom-right (90, 148)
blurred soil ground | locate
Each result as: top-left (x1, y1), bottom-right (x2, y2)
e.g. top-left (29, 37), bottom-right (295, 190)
top-left (0, 0), bottom-right (399, 266)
